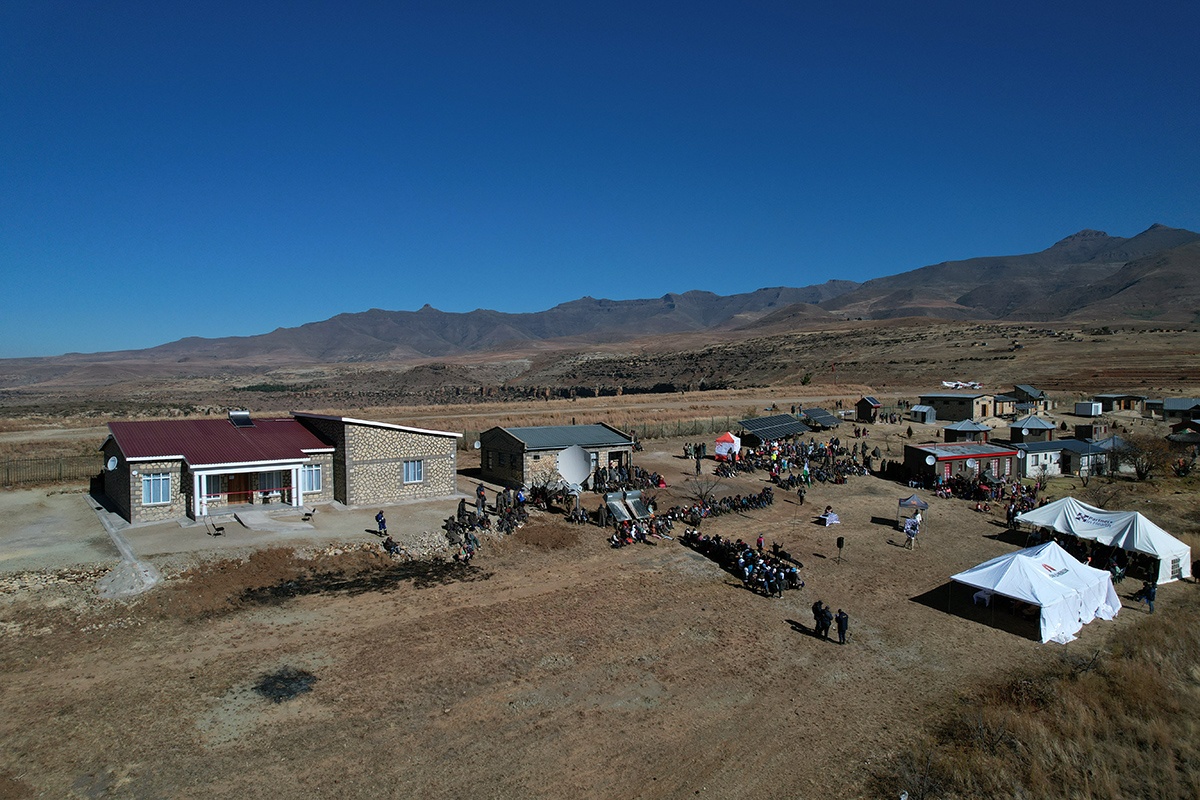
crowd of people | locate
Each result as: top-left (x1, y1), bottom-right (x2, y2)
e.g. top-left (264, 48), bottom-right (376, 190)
top-left (681, 529), bottom-right (804, 597)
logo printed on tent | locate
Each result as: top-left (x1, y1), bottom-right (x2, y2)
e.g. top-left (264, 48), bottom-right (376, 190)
top-left (1042, 563), bottom-right (1069, 578)
top-left (1073, 511), bottom-right (1115, 528)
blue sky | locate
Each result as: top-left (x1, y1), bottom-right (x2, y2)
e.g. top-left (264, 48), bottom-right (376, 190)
top-left (2, 1), bottom-right (1198, 358)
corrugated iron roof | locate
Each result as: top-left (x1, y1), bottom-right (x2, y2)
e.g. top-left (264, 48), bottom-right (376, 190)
top-left (108, 417), bottom-right (333, 467)
top-left (944, 420), bottom-right (992, 431)
top-left (738, 414), bottom-right (812, 440)
top-left (908, 442), bottom-right (1018, 459)
top-left (1011, 415), bottom-right (1056, 430)
top-left (1014, 384), bottom-right (1046, 399)
top-left (504, 424), bottom-right (632, 450)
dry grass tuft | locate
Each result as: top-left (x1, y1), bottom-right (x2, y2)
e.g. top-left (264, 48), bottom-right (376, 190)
top-left (877, 586), bottom-right (1200, 799)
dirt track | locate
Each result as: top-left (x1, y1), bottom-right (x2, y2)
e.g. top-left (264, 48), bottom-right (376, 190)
top-left (3, 432), bottom-right (1195, 798)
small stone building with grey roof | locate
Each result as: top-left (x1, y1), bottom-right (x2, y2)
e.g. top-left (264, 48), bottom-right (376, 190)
top-left (479, 423), bottom-right (634, 489)
top-left (1012, 385), bottom-right (1052, 412)
top-left (942, 419), bottom-right (992, 443)
top-left (1161, 397), bottom-right (1200, 422)
top-left (1008, 415), bottom-right (1057, 444)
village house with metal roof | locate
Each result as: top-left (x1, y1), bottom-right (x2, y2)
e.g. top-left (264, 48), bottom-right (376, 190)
top-left (478, 423), bottom-right (634, 489)
top-left (100, 411), bottom-right (460, 523)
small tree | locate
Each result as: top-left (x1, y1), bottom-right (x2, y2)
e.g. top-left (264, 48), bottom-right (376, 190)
top-left (683, 474), bottom-right (725, 506)
top-left (1117, 433), bottom-right (1172, 481)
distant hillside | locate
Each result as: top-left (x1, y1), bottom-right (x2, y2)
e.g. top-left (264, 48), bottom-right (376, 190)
top-left (6, 224), bottom-right (1199, 372)
top-left (814, 224), bottom-right (1200, 322)
top-left (121, 282), bottom-right (861, 363)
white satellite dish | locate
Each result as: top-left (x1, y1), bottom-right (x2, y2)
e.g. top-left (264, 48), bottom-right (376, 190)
top-left (473, 440), bottom-right (481, 450)
top-left (1021, 429), bottom-right (1030, 437)
top-left (925, 455), bottom-right (936, 466)
top-left (1016, 450), bottom-right (1026, 460)
top-left (106, 456), bottom-right (118, 471)
top-left (966, 458), bottom-right (978, 468)
top-left (558, 445), bottom-right (591, 485)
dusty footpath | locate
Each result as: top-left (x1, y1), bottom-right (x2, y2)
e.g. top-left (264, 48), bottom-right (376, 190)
top-left (0, 435), bottom-right (1193, 799)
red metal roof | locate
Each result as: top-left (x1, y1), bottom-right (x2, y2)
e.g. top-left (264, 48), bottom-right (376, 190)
top-left (108, 418), bottom-right (333, 467)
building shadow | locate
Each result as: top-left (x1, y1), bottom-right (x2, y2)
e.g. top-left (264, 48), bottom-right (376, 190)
top-left (910, 581), bottom-right (1040, 642)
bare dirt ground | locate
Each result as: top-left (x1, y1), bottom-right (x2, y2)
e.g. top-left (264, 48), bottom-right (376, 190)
top-left (2, 422), bottom-right (1197, 799)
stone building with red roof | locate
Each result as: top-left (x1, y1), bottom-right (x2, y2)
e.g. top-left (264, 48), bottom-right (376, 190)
top-left (100, 411), bottom-right (460, 523)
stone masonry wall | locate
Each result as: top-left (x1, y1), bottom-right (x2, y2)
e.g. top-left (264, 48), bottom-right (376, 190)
top-left (296, 417), bottom-right (348, 504)
top-left (344, 423), bottom-right (458, 505)
top-left (127, 459), bottom-right (186, 523)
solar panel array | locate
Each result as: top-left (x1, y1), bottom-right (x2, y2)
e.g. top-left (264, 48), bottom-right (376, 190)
top-left (737, 414), bottom-right (813, 440)
top-left (802, 408), bottom-right (841, 428)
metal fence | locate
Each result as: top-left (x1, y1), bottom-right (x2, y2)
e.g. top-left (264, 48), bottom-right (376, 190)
top-left (1, 455), bottom-right (98, 487)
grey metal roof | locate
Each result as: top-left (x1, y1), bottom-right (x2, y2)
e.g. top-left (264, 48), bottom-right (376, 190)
top-left (1058, 439), bottom-right (1108, 455)
top-left (1011, 415), bottom-right (1056, 430)
top-left (919, 392), bottom-right (989, 400)
top-left (910, 404), bottom-right (935, 413)
top-left (908, 442), bottom-right (1018, 459)
top-left (944, 420), bottom-right (991, 431)
top-left (993, 394), bottom-right (1018, 402)
top-left (738, 414), bottom-right (812, 440)
top-left (1094, 393), bottom-right (1147, 400)
top-left (803, 408), bottom-right (841, 428)
top-left (503, 424), bottom-right (632, 450)
top-left (1014, 384), bottom-right (1046, 399)
top-left (1013, 440), bottom-right (1066, 454)
top-left (1163, 397), bottom-right (1200, 411)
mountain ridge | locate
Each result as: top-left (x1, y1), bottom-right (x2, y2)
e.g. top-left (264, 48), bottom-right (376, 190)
top-left (11, 224), bottom-right (1200, 367)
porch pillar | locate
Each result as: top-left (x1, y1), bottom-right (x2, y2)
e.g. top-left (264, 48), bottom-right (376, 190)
top-left (193, 471), bottom-right (204, 518)
top-left (292, 466), bottom-right (302, 507)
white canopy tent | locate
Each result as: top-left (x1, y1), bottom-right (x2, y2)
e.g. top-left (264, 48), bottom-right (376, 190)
top-left (1016, 497), bottom-right (1192, 584)
top-left (951, 541), bottom-right (1121, 644)
top-left (714, 432), bottom-right (741, 462)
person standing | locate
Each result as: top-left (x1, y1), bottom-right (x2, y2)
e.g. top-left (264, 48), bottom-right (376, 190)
top-left (820, 605), bottom-right (834, 640)
top-left (756, 534), bottom-right (764, 552)
top-left (812, 600), bottom-right (825, 634)
top-left (835, 609), bottom-right (849, 645)
top-left (375, 510), bottom-right (387, 535)
top-left (1138, 580), bottom-right (1157, 614)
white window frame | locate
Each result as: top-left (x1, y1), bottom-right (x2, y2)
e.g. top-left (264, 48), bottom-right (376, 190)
top-left (142, 472), bottom-right (171, 505)
top-left (300, 463), bottom-right (322, 493)
top-left (403, 459), bottom-right (423, 484)
top-left (203, 475), bottom-right (222, 501)
top-left (259, 471), bottom-right (283, 491)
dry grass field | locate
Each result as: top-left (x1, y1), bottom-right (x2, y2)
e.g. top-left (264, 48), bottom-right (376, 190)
top-left (1, 321), bottom-right (1199, 799)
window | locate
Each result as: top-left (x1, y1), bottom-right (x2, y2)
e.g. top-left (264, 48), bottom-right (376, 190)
top-left (204, 475), bottom-right (222, 501)
top-left (403, 459), bottom-right (423, 484)
top-left (142, 472), bottom-right (171, 505)
top-left (301, 464), bottom-right (322, 493)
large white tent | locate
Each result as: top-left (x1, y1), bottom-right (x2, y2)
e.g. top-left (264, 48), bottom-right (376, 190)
top-left (1016, 497), bottom-right (1192, 584)
top-left (951, 541), bottom-right (1121, 644)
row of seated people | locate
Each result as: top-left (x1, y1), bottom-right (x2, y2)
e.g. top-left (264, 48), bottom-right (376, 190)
top-left (610, 516), bottom-right (674, 547)
top-left (680, 529), bottom-right (804, 597)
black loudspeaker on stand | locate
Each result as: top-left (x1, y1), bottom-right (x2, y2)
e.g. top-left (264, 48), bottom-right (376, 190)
top-left (836, 535), bottom-right (845, 564)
